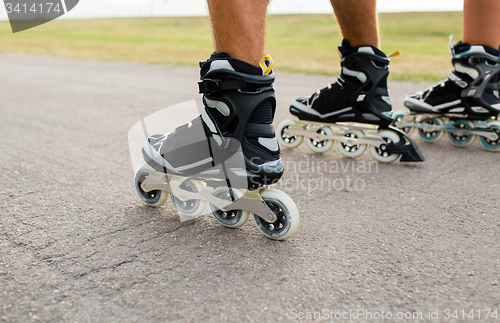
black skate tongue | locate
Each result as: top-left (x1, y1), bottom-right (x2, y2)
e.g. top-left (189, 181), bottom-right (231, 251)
top-left (339, 39), bottom-right (354, 57)
top-left (453, 41), bottom-right (470, 55)
top-left (339, 38), bottom-right (387, 58)
top-left (199, 52), bottom-right (263, 78)
top-left (209, 52), bottom-right (231, 60)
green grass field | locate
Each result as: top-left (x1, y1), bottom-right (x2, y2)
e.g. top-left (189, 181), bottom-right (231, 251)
top-left (0, 12), bottom-right (463, 82)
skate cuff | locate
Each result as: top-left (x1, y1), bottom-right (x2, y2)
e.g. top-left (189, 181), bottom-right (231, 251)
top-left (452, 56), bottom-right (494, 66)
top-left (198, 79), bottom-right (247, 95)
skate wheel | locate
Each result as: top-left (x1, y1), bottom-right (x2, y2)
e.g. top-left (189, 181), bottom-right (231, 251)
top-left (210, 187), bottom-right (250, 228)
top-left (479, 121), bottom-right (500, 152)
top-left (337, 130), bottom-right (367, 158)
top-left (369, 130), bottom-right (401, 163)
top-left (134, 164), bottom-right (169, 207)
top-left (277, 119), bottom-right (303, 149)
top-left (394, 113), bottom-right (415, 136)
top-left (305, 126), bottom-right (335, 153)
top-left (448, 120), bottom-right (476, 147)
top-left (253, 189), bottom-right (299, 241)
top-left (418, 117), bottom-right (444, 142)
top-left (171, 179), bottom-right (207, 217)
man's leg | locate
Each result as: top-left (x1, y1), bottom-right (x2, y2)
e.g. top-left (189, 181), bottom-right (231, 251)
top-left (330, 0), bottom-right (379, 48)
top-left (282, 0), bottom-right (425, 162)
top-left (463, 0), bottom-right (500, 48)
top-left (289, 0), bottom-right (394, 127)
top-left (143, 0), bottom-right (283, 188)
top-left (207, 0), bottom-right (269, 67)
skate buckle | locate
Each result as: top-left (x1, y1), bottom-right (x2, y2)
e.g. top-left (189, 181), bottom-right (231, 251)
top-left (453, 56), bottom-right (484, 67)
top-left (198, 79), bottom-right (219, 95)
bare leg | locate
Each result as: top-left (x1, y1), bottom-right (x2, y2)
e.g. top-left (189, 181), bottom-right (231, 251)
top-left (463, 0), bottom-right (500, 48)
top-left (207, 0), bottom-right (269, 66)
top-left (330, 0), bottom-right (379, 48)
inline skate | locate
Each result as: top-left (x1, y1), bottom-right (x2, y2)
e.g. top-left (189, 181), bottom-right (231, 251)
top-left (134, 53), bottom-right (299, 240)
top-left (394, 42), bottom-right (500, 151)
top-left (277, 39), bottom-right (425, 163)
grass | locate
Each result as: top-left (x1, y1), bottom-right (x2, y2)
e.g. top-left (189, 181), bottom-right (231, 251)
top-left (0, 12), bottom-right (463, 82)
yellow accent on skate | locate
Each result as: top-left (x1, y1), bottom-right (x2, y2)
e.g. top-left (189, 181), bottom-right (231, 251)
top-left (260, 55), bottom-right (273, 76)
top-left (389, 50), bottom-right (402, 58)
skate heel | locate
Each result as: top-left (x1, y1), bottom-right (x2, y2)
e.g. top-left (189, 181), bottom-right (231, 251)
top-left (198, 56), bottom-right (283, 185)
top-left (383, 126), bottom-right (425, 162)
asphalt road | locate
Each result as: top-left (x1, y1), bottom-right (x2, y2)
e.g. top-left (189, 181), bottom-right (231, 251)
top-left (1, 54), bottom-right (499, 322)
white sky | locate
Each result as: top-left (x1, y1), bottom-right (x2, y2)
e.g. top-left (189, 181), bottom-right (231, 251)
top-left (0, 0), bottom-right (464, 20)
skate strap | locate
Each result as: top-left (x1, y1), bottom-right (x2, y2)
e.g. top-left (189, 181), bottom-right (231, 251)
top-left (259, 55), bottom-right (274, 76)
top-left (246, 122), bottom-right (274, 134)
top-left (198, 79), bottom-right (247, 95)
top-left (452, 56), bottom-right (496, 66)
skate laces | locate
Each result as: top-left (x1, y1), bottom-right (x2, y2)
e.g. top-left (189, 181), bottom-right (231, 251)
top-left (414, 76), bottom-right (461, 102)
top-left (448, 72), bottom-right (468, 88)
top-left (259, 55), bottom-right (273, 76)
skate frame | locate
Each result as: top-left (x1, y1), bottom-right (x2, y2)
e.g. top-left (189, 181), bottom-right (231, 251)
top-left (140, 171), bottom-right (278, 223)
top-left (284, 120), bottom-right (387, 146)
top-left (395, 115), bottom-right (499, 141)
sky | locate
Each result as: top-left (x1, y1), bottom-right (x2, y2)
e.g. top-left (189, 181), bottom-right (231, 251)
top-left (0, 0), bottom-right (464, 20)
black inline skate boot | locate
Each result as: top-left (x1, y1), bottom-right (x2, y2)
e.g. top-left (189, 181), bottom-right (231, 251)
top-left (405, 42), bottom-right (500, 118)
top-left (397, 42), bottom-right (500, 151)
top-left (134, 53), bottom-right (300, 240)
top-left (143, 52), bottom-right (283, 187)
top-left (278, 39), bottom-right (425, 163)
top-left (291, 39), bottom-right (394, 126)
